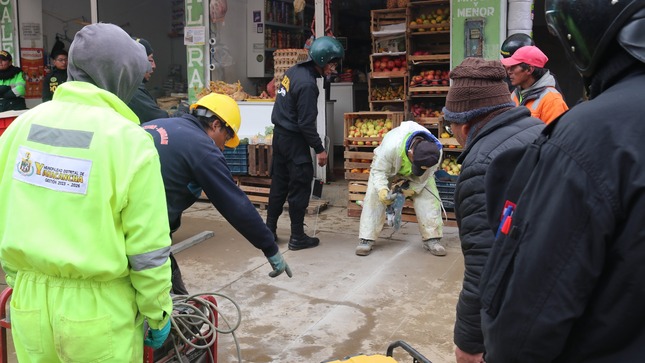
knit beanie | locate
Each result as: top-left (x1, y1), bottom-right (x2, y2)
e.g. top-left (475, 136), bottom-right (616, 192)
top-left (133, 37), bottom-right (154, 56)
top-left (442, 57), bottom-right (514, 124)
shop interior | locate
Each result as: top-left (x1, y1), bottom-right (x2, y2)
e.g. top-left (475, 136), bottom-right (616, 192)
top-left (38, 0), bottom-right (583, 181)
top-left (39, 0), bottom-right (582, 106)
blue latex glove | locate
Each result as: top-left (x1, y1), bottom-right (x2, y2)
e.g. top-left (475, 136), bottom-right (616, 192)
top-left (144, 319), bottom-right (171, 349)
top-left (267, 252), bottom-right (293, 278)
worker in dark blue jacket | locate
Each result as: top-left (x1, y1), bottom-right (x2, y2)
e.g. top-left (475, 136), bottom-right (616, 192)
top-left (266, 36), bottom-right (344, 251)
top-left (143, 93), bottom-right (292, 291)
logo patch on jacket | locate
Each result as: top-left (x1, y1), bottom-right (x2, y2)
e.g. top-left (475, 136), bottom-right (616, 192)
top-left (281, 75), bottom-right (290, 92)
top-left (13, 146), bottom-right (91, 195)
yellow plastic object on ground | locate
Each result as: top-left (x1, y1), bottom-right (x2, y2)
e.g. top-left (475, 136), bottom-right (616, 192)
top-left (326, 354), bottom-right (398, 363)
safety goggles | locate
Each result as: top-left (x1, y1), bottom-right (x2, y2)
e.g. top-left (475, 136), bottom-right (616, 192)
top-left (221, 123), bottom-right (235, 142)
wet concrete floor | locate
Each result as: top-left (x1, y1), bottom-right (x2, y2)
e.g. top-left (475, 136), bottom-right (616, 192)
top-left (173, 194), bottom-right (464, 363)
top-left (0, 182), bottom-right (465, 363)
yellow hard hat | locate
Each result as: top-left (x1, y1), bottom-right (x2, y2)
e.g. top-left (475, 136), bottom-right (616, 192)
top-left (190, 93), bottom-right (241, 148)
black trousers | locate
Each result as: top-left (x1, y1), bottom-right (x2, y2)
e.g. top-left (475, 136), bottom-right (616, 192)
top-left (267, 131), bottom-right (314, 233)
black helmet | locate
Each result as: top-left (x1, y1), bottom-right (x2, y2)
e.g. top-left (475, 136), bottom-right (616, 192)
top-left (500, 33), bottom-right (535, 58)
top-left (308, 36), bottom-right (345, 67)
top-left (545, 0), bottom-right (645, 77)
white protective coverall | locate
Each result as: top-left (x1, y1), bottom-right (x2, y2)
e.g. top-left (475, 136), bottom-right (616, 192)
top-left (359, 121), bottom-right (443, 241)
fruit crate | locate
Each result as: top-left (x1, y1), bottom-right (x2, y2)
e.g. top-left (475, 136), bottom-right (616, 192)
top-left (223, 144), bottom-right (248, 175)
top-left (406, 1), bottom-right (451, 34)
top-left (370, 54), bottom-right (407, 78)
top-left (344, 150), bottom-right (374, 181)
top-left (343, 111), bottom-right (404, 147)
top-left (368, 77), bottom-right (407, 103)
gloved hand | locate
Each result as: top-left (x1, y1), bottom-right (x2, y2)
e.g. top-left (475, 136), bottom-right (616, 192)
top-left (0, 85), bottom-right (11, 95)
top-left (144, 319), bottom-right (171, 349)
top-left (267, 252), bottom-right (293, 278)
top-left (378, 188), bottom-right (394, 205)
top-left (402, 188), bottom-right (415, 198)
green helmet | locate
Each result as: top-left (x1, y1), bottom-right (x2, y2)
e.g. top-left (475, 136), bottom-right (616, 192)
top-left (500, 33), bottom-right (535, 58)
top-left (308, 36), bottom-right (345, 67)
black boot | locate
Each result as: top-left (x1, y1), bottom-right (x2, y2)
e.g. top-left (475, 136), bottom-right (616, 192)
top-left (169, 253), bottom-right (189, 295)
top-left (288, 233), bottom-right (320, 250)
top-left (266, 217), bottom-right (278, 242)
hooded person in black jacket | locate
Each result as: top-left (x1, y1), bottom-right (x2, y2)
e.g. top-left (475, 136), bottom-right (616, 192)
top-left (480, 1), bottom-right (645, 362)
top-left (266, 36), bottom-right (344, 251)
top-left (127, 37), bottom-right (169, 123)
top-left (442, 57), bottom-right (543, 363)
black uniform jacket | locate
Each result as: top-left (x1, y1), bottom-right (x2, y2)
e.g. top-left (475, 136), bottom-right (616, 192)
top-left (480, 49), bottom-right (645, 363)
top-left (142, 115), bottom-right (278, 258)
top-left (271, 61), bottom-right (325, 154)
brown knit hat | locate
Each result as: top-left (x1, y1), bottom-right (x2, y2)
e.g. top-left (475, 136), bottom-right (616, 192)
top-left (442, 57), bottom-right (514, 124)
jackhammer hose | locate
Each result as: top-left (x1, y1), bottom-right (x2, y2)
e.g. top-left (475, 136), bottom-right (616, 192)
top-left (167, 292), bottom-right (243, 362)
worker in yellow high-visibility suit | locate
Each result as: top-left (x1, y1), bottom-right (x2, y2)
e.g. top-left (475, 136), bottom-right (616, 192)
top-left (0, 23), bottom-right (173, 362)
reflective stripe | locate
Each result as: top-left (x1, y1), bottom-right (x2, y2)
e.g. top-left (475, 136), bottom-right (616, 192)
top-left (27, 124), bottom-right (93, 148)
top-left (529, 88), bottom-right (560, 111)
top-left (128, 246), bottom-right (170, 271)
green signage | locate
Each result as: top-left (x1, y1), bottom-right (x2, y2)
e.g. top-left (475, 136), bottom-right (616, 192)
top-left (451, 0), bottom-right (504, 68)
top-left (186, 0), bottom-right (205, 103)
top-left (0, 0), bottom-right (16, 56)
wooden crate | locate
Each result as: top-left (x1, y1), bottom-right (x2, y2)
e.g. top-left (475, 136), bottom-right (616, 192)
top-left (248, 144), bottom-right (273, 177)
top-left (344, 149), bottom-right (373, 181)
top-left (370, 8), bottom-right (407, 34)
top-left (235, 176), bottom-right (329, 214)
top-left (344, 111), bottom-right (404, 139)
top-left (370, 54), bottom-right (408, 78)
top-left (237, 176), bottom-right (272, 209)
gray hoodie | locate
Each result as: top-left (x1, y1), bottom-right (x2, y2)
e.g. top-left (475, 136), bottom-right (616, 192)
top-left (67, 23), bottom-right (148, 103)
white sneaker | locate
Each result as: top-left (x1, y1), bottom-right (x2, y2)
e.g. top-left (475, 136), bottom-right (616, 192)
top-left (355, 239), bottom-right (374, 256)
top-left (423, 238), bottom-right (446, 256)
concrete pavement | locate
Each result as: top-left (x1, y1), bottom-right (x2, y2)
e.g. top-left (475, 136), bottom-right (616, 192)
top-left (0, 182), bottom-right (465, 363)
top-left (175, 185), bottom-right (464, 363)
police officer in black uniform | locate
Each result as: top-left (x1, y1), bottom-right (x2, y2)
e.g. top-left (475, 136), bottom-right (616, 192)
top-left (266, 36), bottom-right (344, 251)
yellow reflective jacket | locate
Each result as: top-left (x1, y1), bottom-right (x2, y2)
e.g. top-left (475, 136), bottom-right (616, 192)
top-left (0, 81), bottom-right (172, 328)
